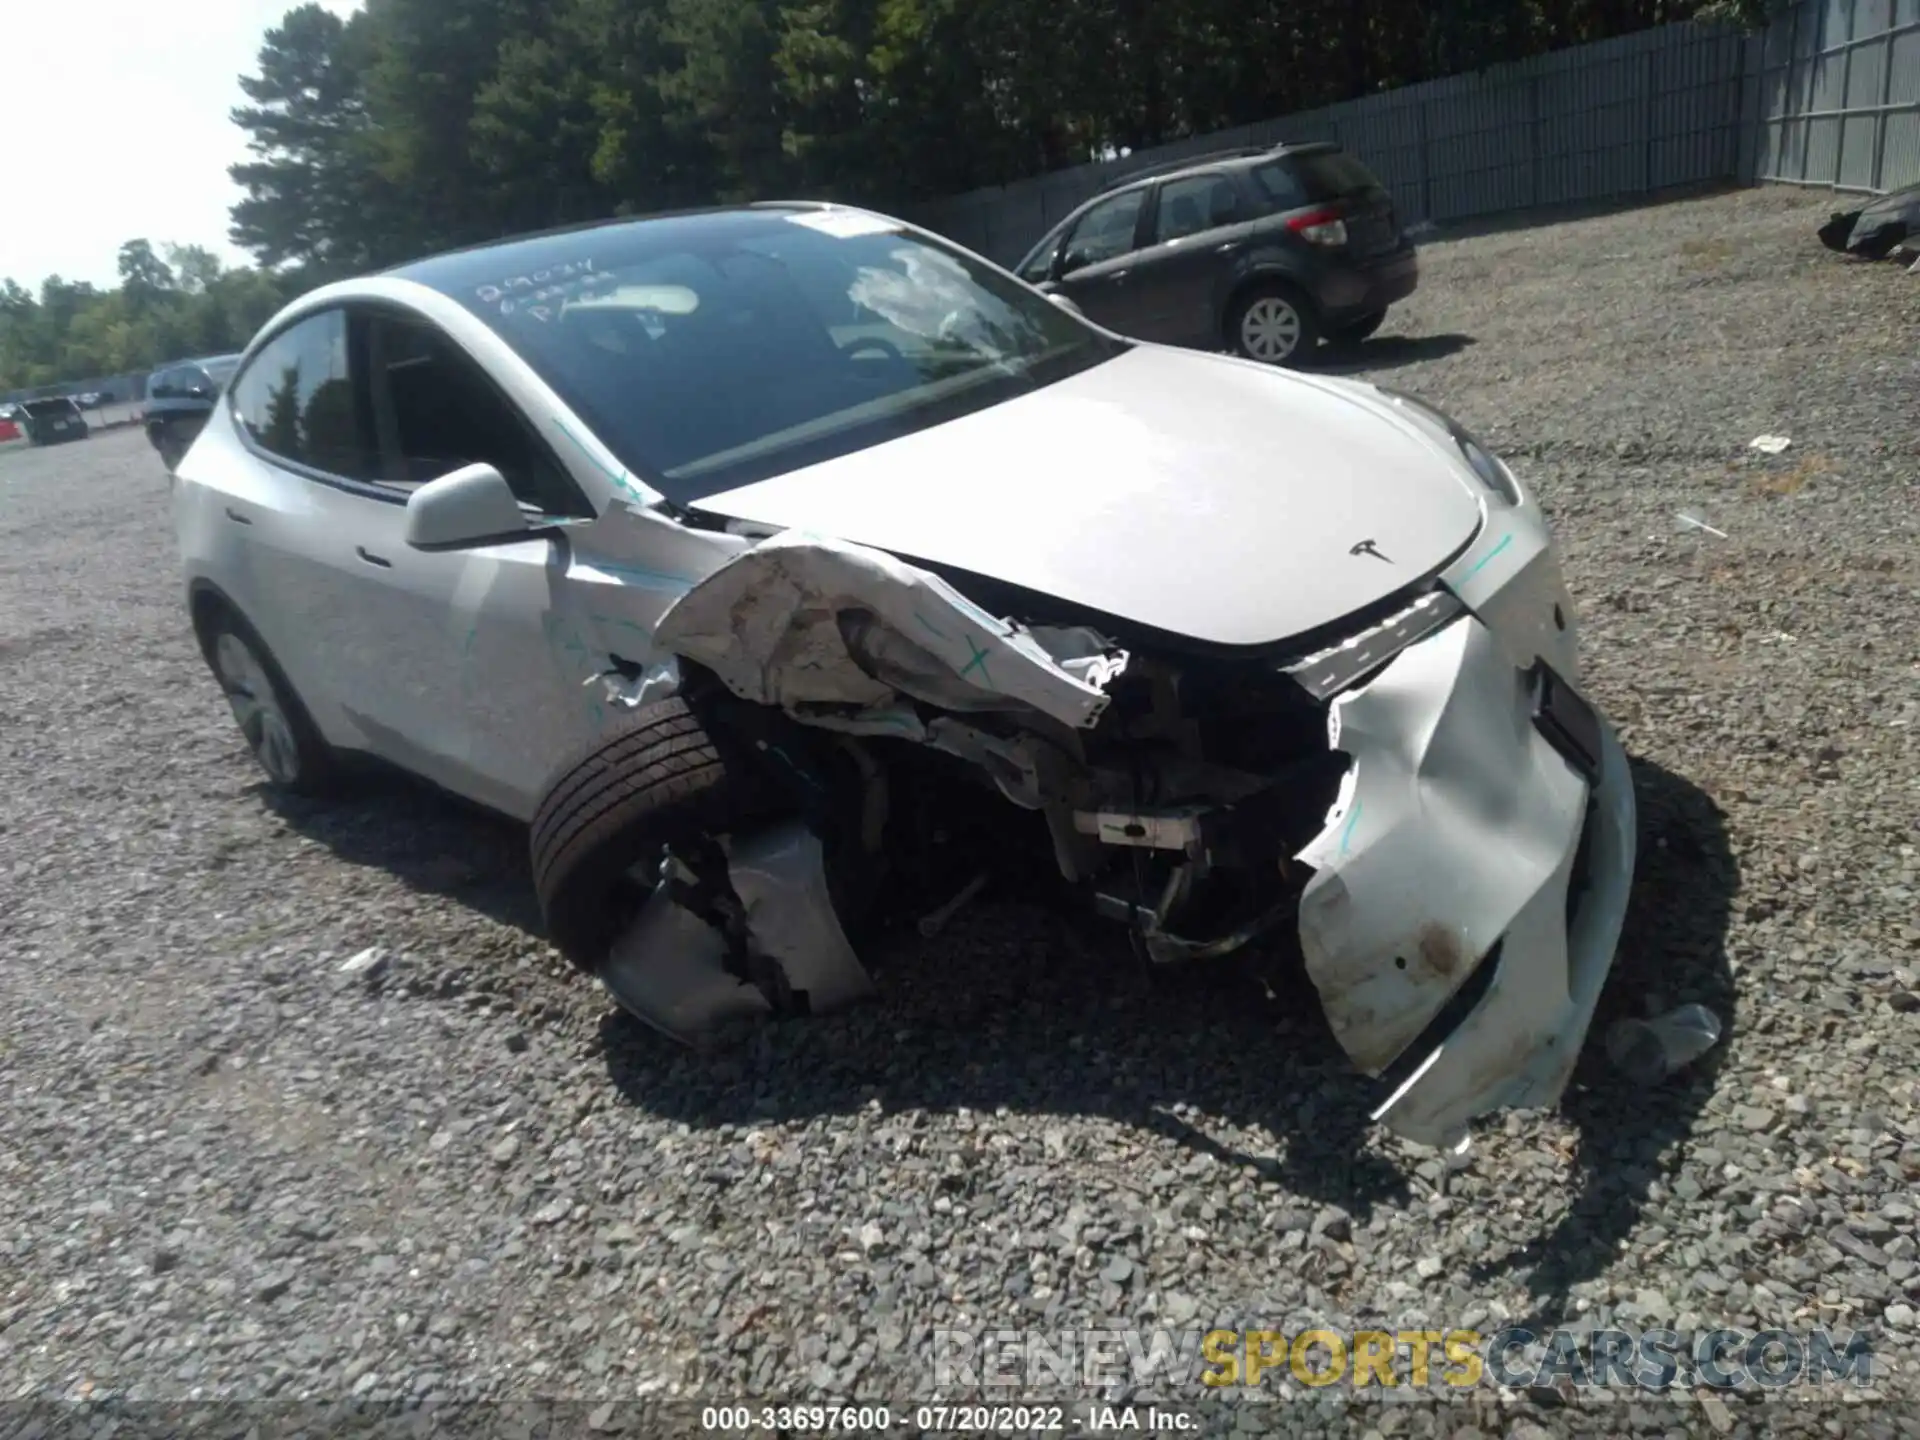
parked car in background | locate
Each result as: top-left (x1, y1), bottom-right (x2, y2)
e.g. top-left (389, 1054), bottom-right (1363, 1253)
top-left (1014, 142), bottom-right (1418, 366)
top-left (11, 396), bottom-right (91, 445)
top-left (173, 200), bottom-right (1631, 1152)
top-left (145, 354), bottom-right (243, 471)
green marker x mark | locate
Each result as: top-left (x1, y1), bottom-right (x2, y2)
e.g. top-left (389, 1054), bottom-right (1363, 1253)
top-left (959, 633), bottom-right (991, 684)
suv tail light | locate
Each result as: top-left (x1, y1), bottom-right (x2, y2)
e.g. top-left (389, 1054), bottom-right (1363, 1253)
top-left (1287, 207), bottom-right (1349, 247)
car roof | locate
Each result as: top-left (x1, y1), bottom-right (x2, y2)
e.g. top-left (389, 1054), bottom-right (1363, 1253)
top-left (381, 202), bottom-right (837, 297)
top-left (1094, 140), bottom-right (1342, 200)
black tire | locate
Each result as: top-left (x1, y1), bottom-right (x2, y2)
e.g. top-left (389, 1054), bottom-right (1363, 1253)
top-left (529, 697), bottom-right (785, 972)
top-left (196, 603), bottom-right (337, 795)
top-left (1329, 308), bottom-right (1388, 346)
top-left (155, 427), bottom-right (187, 473)
top-left (1227, 282), bottom-right (1321, 367)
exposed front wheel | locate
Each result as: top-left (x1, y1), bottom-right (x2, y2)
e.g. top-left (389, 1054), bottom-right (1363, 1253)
top-left (529, 697), bottom-right (787, 971)
top-left (1229, 286), bottom-right (1320, 366)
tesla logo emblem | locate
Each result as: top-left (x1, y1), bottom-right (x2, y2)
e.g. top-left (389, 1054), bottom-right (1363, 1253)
top-left (1350, 539), bottom-right (1392, 563)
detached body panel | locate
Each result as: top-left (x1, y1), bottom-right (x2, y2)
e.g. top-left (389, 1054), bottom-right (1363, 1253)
top-left (1296, 611), bottom-right (1634, 1147)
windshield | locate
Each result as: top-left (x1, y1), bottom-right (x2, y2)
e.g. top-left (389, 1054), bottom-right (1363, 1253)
top-left (430, 209), bottom-right (1125, 500)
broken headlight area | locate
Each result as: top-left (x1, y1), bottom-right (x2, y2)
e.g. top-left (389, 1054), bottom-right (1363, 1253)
top-left (580, 528), bottom-right (1632, 1150)
top-left (1054, 655), bottom-right (1352, 965)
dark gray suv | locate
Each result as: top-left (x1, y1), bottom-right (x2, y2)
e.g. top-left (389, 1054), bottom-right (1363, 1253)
top-left (1014, 142), bottom-right (1417, 366)
top-left (144, 354), bottom-right (242, 472)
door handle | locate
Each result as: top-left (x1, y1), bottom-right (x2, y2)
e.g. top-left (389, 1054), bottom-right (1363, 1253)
top-left (224, 507), bottom-right (253, 525)
top-left (355, 546), bottom-right (393, 569)
top-left (1110, 269), bottom-right (1132, 281)
top-left (1215, 242), bottom-right (1241, 255)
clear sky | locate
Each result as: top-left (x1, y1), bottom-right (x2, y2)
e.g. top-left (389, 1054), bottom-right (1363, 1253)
top-left (1, 0), bottom-right (362, 292)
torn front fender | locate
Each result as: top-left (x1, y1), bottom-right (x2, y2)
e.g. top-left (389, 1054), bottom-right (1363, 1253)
top-left (651, 529), bottom-right (1127, 732)
top-left (1295, 611), bottom-right (1636, 1148)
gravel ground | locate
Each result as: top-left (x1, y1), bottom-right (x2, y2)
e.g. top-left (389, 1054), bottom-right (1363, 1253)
top-left (2, 185), bottom-right (1918, 1435)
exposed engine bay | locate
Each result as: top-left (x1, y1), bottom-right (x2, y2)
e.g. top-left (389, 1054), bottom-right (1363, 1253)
top-left (641, 528), bottom-right (1357, 968)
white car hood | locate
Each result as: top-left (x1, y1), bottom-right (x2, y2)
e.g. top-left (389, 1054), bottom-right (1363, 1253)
top-left (689, 347), bottom-right (1485, 648)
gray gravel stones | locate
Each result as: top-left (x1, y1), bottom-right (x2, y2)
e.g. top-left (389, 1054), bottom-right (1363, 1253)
top-left (1, 187), bottom-right (1917, 1424)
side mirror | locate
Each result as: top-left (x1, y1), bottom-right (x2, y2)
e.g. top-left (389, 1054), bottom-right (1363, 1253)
top-left (1057, 248), bottom-right (1092, 278)
top-left (1046, 292), bottom-right (1086, 318)
top-left (404, 462), bottom-right (544, 551)
top-left (186, 383), bottom-right (212, 400)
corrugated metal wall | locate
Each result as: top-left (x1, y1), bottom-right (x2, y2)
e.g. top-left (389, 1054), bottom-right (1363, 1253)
top-left (912, 0), bottom-right (1918, 268)
top-left (1748, 0), bottom-right (1920, 193)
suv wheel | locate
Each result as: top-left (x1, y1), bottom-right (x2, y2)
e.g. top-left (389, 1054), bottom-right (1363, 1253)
top-left (199, 608), bottom-right (336, 792)
top-left (1229, 285), bottom-right (1320, 366)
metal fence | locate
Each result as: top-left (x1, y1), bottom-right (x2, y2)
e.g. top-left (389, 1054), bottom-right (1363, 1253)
top-left (1746, 0), bottom-right (1920, 192)
top-left (0, 372), bottom-right (152, 433)
top-left (912, 0), bottom-right (1920, 268)
top-left (0, 372), bottom-right (149, 407)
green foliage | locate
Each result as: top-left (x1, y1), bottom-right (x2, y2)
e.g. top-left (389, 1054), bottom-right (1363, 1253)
top-left (6, 0), bottom-right (1762, 388)
top-left (221, 0), bottom-right (1749, 266)
top-left (0, 247), bottom-right (292, 392)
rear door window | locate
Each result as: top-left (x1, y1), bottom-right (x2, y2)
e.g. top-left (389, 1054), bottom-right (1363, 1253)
top-left (1152, 172), bottom-right (1243, 244)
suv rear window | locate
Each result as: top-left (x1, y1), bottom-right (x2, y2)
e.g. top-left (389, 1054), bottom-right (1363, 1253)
top-left (1289, 151), bottom-right (1385, 200)
top-left (23, 399), bottom-right (79, 418)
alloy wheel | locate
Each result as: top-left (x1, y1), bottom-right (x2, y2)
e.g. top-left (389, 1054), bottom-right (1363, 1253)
top-left (213, 631), bottom-right (301, 784)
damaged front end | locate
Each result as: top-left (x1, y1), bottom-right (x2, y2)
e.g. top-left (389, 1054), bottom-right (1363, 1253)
top-left (594, 495), bottom-right (1634, 1149)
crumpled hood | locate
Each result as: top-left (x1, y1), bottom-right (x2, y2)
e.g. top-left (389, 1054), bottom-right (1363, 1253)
top-left (688, 347), bottom-right (1485, 649)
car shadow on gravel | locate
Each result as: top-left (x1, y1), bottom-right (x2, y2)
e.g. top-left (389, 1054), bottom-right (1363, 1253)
top-left (1314, 332), bottom-right (1477, 375)
top-left (258, 778), bottom-right (547, 937)
top-left (596, 753), bottom-right (1736, 1234)
top-left (1466, 753), bottom-right (1739, 1322)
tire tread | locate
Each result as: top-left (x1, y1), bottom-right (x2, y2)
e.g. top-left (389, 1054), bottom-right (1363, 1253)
top-left (529, 697), bottom-right (773, 968)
